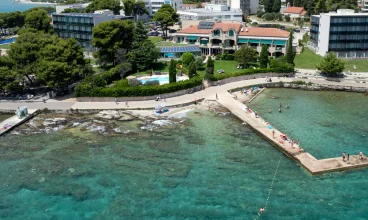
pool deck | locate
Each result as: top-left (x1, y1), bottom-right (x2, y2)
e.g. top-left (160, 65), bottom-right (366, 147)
top-left (0, 109), bottom-right (39, 137)
top-left (217, 91), bottom-right (368, 175)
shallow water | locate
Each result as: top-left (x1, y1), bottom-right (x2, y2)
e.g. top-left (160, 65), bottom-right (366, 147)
top-left (1, 110), bottom-right (368, 219)
top-left (250, 88), bottom-right (368, 159)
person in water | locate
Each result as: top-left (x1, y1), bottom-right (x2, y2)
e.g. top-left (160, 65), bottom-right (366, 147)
top-left (278, 108), bottom-right (281, 113)
top-left (259, 207), bottom-right (265, 214)
top-left (286, 104), bottom-right (289, 109)
top-left (268, 108), bottom-right (272, 113)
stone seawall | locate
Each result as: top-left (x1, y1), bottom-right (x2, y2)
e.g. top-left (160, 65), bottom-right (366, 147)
top-left (265, 82), bottom-right (368, 93)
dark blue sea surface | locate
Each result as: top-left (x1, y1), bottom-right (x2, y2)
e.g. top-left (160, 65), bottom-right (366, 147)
top-left (0, 110), bottom-right (368, 219)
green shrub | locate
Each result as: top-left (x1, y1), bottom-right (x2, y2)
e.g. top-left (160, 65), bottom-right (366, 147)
top-left (215, 54), bottom-right (222, 60)
top-left (225, 54), bottom-right (234, 60)
top-left (284, 14), bottom-right (291, 22)
top-left (257, 10), bottom-right (265, 18)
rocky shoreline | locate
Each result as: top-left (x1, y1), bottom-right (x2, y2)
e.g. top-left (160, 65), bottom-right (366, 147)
top-left (10, 101), bottom-right (230, 136)
top-left (265, 82), bottom-right (368, 93)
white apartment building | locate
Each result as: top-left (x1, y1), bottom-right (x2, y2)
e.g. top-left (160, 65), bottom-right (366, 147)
top-left (144, 0), bottom-right (182, 16)
top-left (361, 0), bottom-right (368, 12)
top-left (177, 4), bottom-right (243, 22)
top-left (230, 0), bottom-right (259, 15)
top-left (310, 9), bottom-right (368, 58)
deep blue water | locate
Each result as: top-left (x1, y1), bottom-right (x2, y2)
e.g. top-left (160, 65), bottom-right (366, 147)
top-left (0, 0), bottom-right (50, 13)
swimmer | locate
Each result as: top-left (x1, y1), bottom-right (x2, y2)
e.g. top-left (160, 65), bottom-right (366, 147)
top-left (268, 108), bottom-right (272, 113)
top-left (278, 108), bottom-right (281, 113)
top-left (286, 104), bottom-right (289, 109)
top-left (259, 207), bottom-right (265, 214)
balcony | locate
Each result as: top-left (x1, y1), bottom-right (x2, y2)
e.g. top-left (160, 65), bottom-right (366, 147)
top-left (211, 43), bottom-right (221, 48)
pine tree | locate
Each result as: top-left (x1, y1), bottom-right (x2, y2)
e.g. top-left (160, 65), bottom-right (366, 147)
top-left (285, 31), bottom-right (295, 66)
top-left (206, 56), bottom-right (214, 74)
top-left (169, 59), bottom-right (176, 83)
top-left (264, 0), bottom-right (274, 13)
top-left (315, 0), bottom-right (327, 14)
top-left (259, 45), bottom-right (269, 68)
top-left (272, 0), bottom-right (281, 13)
top-left (188, 61), bottom-right (197, 78)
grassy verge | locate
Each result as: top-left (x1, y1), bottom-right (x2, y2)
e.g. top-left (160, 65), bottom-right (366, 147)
top-left (295, 48), bottom-right (368, 72)
top-left (0, 44), bottom-right (11, 49)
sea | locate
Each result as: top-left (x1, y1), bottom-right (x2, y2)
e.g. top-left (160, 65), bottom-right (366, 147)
top-left (0, 0), bottom-right (51, 13)
top-left (1, 89), bottom-right (368, 219)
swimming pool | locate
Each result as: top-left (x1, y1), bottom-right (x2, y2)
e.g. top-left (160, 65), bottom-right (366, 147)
top-left (138, 75), bottom-right (188, 85)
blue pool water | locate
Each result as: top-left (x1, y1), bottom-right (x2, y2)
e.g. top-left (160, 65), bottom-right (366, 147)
top-left (0, 37), bottom-right (15, 45)
top-left (139, 76), bottom-right (186, 85)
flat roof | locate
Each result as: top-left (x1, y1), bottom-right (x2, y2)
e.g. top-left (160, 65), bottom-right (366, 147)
top-left (177, 8), bottom-right (242, 16)
top-left (53, 13), bottom-right (132, 19)
top-left (314, 12), bottom-right (368, 17)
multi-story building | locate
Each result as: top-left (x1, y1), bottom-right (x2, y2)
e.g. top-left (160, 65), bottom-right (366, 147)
top-left (55, 3), bottom-right (90, 14)
top-left (230, 0), bottom-right (259, 15)
top-left (144, 0), bottom-right (182, 16)
top-left (310, 9), bottom-right (368, 58)
top-left (361, 0), bottom-right (368, 12)
top-left (177, 4), bottom-right (243, 22)
top-left (173, 21), bottom-right (290, 56)
top-left (52, 10), bottom-right (133, 51)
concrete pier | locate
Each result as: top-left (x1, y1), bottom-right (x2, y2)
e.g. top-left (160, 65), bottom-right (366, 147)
top-left (0, 109), bottom-right (39, 136)
top-left (217, 92), bottom-right (368, 175)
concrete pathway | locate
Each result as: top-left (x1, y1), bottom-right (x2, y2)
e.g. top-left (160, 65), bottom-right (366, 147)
top-left (1, 77), bottom-right (368, 111)
top-left (0, 109), bottom-right (38, 136)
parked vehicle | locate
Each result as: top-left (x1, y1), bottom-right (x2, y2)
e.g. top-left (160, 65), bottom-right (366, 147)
top-left (293, 28), bottom-right (301, 33)
top-left (280, 26), bottom-right (286, 30)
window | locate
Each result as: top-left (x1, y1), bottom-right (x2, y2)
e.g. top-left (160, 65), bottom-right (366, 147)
top-left (229, 29), bottom-right (234, 36)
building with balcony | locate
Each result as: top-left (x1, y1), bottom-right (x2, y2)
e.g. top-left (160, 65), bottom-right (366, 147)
top-left (52, 10), bottom-right (133, 51)
top-left (177, 4), bottom-right (243, 22)
top-left (173, 21), bottom-right (290, 56)
top-left (309, 9), bottom-right (368, 58)
top-left (361, 0), bottom-right (368, 12)
top-left (144, 0), bottom-right (182, 16)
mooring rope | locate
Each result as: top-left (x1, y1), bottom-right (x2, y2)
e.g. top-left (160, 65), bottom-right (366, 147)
top-left (254, 157), bottom-right (282, 220)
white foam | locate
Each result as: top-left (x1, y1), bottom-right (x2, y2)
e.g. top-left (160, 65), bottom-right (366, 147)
top-left (168, 109), bottom-right (193, 119)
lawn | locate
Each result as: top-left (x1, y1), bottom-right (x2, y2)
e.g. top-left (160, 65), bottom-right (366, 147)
top-left (294, 48), bottom-right (323, 69)
top-left (0, 44), bottom-right (11, 49)
top-left (295, 48), bottom-right (368, 72)
top-left (148, 36), bottom-right (163, 44)
top-left (149, 36), bottom-right (187, 46)
top-left (134, 60), bottom-right (239, 76)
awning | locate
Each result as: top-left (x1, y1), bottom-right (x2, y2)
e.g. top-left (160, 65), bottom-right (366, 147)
top-left (249, 39), bottom-right (260, 43)
top-left (238, 39), bottom-right (249, 43)
top-left (261, 40), bottom-right (272, 44)
top-left (273, 40), bottom-right (287, 45)
top-left (187, 36), bottom-right (198, 40)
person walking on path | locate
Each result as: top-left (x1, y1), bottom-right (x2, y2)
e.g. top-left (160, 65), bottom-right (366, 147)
top-left (216, 93), bottom-right (218, 100)
top-left (126, 101), bottom-right (129, 107)
top-left (115, 98), bottom-right (118, 104)
top-left (272, 130), bottom-right (275, 139)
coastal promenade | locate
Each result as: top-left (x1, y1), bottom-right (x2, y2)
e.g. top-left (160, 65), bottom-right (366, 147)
top-left (217, 92), bottom-right (368, 175)
top-left (1, 77), bottom-right (368, 111)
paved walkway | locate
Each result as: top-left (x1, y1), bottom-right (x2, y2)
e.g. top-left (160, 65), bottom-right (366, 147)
top-left (1, 77), bottom-right (368, 111)
top-left (0, 109), bottom-right (38, 136)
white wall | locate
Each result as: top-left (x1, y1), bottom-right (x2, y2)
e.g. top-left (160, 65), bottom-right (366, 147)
top-left (231, 0), bottom-right (241, 10)
top-left (249, 0), bottom-right (259, 14)
top-left (316, 15), bottom-right (331, 56)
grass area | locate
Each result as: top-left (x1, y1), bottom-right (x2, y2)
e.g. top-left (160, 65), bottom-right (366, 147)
top-left (148, 36), bottom-right (163, 44)
top-left (294, 48), bottom-right (323, 69)
top-left (295, 48), bottom-right (368, 72)
top-left (0, 44), bottom-right (11, 49)
top-left (134, 60), bottom-right (239, 76)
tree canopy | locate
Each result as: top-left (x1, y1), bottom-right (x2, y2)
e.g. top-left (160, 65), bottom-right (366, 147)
top-left (206, 56), bottom-right (214, 74)
top-left (86, 0), bottom-right (122, 14)
top-left (317, 52), bottom-right (345, 77)
top-left (152, 4), bottom-right (179, 39)
top-left (259, 45), bottom-right (269, 68)
top-left (169, 59), bottom-right (177, 83)
top-left (123, 0), bottom-right (148, 21)
top-left (24, 9), bottom-right (53, 33)
top-left (92, 19), bottom-right (135, 65)
top-left (181, 52), bottom-right (195, 67)
top-left (234, 45), bottom-right (258, 68)
top-left (285, 31), bottom-right (295, 66)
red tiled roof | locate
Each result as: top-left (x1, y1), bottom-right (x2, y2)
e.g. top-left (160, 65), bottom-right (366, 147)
top-left (178, 23), bottom-right (242, 34)
top-left (239, 28), bottom-right (290, 38)
top-left (300, 11), bottom-right (307, 16)
top-left (283, 7), bottom-right (306, 15)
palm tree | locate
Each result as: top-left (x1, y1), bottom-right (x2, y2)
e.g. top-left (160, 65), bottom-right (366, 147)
top-left (133, 1), bottom-right (148, 22)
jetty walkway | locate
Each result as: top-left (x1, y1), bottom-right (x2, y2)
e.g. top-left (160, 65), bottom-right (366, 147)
top-left (217, 91), bottom-right (368, 175)
top-left (0, 109), bottom-right (39, 136)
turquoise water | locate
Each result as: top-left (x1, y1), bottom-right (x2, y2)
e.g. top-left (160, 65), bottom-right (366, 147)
top-left (1, 110), bottom-right (368, 219)
top-left (250, 88), bottom-right (368, 159)
top-left (139, 76), bottom-right (186, 85)
top-left (0, 0), bottom-right (48, 13)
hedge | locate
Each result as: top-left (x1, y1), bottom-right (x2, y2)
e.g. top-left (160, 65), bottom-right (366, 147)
top-left (213, 68), bottom-right (293, 80)
top-left (75, 76), bottom-right (203, 97)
